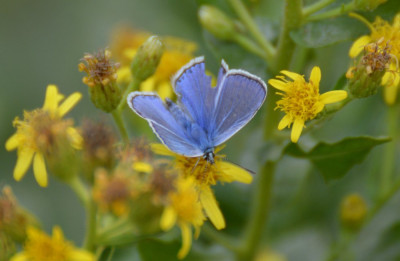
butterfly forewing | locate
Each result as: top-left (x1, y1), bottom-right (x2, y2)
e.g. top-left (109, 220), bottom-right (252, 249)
top-left (128, 92), bottom-right (203, 157)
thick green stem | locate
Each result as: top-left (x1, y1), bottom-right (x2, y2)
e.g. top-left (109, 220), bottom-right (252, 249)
top-left (111, 110), bottom-right (129, 142)
top-left (228, 0), bottom-right (275, 63)
top-left (380, 106), bottom-right (398, 198)
top-left (307, 2), bottom-right (356, 22)
top-left (274, 0), bottom-right (303, 72)
top-left (303, 0), bottom-right (336, 17)
top-left (237, 161), bottom-right (276, 260)
top-left (68, 175), bottom-right (90, 208)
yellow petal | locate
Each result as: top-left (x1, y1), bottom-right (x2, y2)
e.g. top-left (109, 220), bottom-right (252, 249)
top-left (280, 70), bottom-right (304, 82)
top-left (349, 35), bottom-right (371, 58)
top-left (10, 253), bottom-right (29, 261)
top-left (123, 48), bottom-right (137, 60)
top-left (314, 101), bottom-right (325, 114)
top-left (393, 13), bottom-right (400, 28)
top-left (52, 226), bottom-right (64, 241)
top-left (132, 162), bottom-right (153, 173)
top-left (320, 90), bottom-right (348, 104)
top-left (69, 250), bottom-right (96, 261)
top-left (218, 161), bottom-right (253, 184)
top-left (268, 79), bottom-right (288, 92)
top-left (160, 206), bottom-right (177, 231)
top-left (177, 223), bottom-right (192, 259)
top-left (5, 133), bottom-right (21, 151)
top-left (117, 66), bottom-right (132, 84)
top-left (383, 82), bottom-right (399, 105)
top-left (278, 115), bottom-right (292, 130)
top-left (291, 118), bottom-right (304, 143)
top-left (141, 77), bottom-right (156, 92)
top-left (309, 66), bottom-right (321, 87)
top-left (33, 152), bottom-right (48, 187)
top-left (158, 82), bottom-right (173, 100)
top-left (14, 149), bottom-right (34, 181)
top-left (151, 143), bottom-right (175, 156)
top-left (69, 250), bottom-right (95, 261)
top-left (200, 188), bottom-right (225, 230)
top-left (43, 85), bottom-right (64, 114)
top-left (58, 92), bottom-right (82, 117)
top-left (67, 127), bottom-right (83, 150)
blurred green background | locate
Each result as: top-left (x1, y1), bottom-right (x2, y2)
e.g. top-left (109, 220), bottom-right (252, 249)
top-left (1, 0), bottom-right (399, 260)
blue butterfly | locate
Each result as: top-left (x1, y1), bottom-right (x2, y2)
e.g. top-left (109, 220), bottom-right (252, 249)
top-left (127, 57), bottom-right (267, 164)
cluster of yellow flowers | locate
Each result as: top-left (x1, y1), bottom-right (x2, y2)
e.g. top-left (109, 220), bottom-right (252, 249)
top-left (3, 9), bottom-right (400, 260)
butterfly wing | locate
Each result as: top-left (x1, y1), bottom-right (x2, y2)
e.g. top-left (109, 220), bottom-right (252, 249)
top-left (210, 70), bottom-right (267, 146)
top-left (127, 92), bottom-right (203, 157)
top-left (172, 57), bottom-right (228, 132)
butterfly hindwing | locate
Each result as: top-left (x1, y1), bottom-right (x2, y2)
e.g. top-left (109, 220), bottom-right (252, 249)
top-left (210, 70), bottom-right (267, 146)
top-left (128, 92), bottom-right (203, 157)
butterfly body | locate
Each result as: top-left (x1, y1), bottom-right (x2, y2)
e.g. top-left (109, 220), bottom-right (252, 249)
top-left (128, 57), bottom-right (267, 163)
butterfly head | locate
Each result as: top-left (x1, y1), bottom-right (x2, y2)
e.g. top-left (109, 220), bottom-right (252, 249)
top-left (203, 148), bottom-right (215, 164)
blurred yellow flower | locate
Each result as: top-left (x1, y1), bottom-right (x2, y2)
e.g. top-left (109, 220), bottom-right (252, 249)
top-left (268, 67), bottom-right (347, 143)
top-left (152, 143), bottom-right (252, 230)
top-left (5, 85), bottom-right (82, 187)
top-left (349, 13), bottom-right (400, 104)
top-left (10, 226), bottom-right (95, 261)
top-left (111, 27), bottom-right (197, 99)
top-left (160, 177), bottom-right (205, 259)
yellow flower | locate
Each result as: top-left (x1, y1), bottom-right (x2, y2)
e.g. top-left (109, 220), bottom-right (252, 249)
top-left (5, 85), bottom-right (82, 187)
top-left (10, 226), bottom-right (95, 261)
top-left (340, 193), bottom-right (367, 230)
top-left (160, 177), bottom-right (206, 259)
top-left (152, 143), bottom-right (252, 230)
top-left (349, 13), bottom-right (400, 105)
top-left (268, 67), bottom-right (348, 143)
top-left (112, 27), bottom-right (197, 100)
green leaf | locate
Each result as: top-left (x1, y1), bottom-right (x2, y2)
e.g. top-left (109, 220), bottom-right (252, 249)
top-left (284, 136), bottom-right (390, 182)
top-left (290, 16), bottom-right (369, 48)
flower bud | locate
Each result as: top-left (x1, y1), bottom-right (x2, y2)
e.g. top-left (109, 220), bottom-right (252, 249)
top-left (347, 40), bottom-right (393, 98)
top-left (353, 0), bottom-right (387, 11)
top-left (79, 49), bottom-right (122, 112)
top-left (340, 193), bottom-right (367, 231)
top-left (198, 5), bottom-right (237, 41)
top-left (131, 36), bottom-right (164, 82)
top-left (0, 186), bottom-right (40, 243)
top-left (80, 120), bottom-right (116, 183)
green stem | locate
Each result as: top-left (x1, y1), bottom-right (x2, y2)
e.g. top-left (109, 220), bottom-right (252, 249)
top-left (307, 2), bottom-right (356, 22)
top-left (380, 106), bottom-right (399, 198)
top-left (117, 79), bottom-right (140, 112)
top-left (111, 110), bottom-right (129, 142)
top-left (303, 0), bottom-right (337, 17)
top-left (233, 34), bottom-right (268, 59)
top-left (67, 176), bottom-right (97, 251)
top-left (274, 0), bottom-right (303, 72)
top-left (228, 0), bottom-right (275, 63)
top-left (237, 161), bottom-right (276, 260)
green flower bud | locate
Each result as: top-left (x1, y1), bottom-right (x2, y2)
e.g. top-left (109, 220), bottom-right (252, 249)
top-left (354, 0), bottom-right (387, 11)
top-left (131, 36), bottom-right (164, 82)
top-left (340, 193), bottom-right (367, 231)
top-left (79, 49), bottom-right (122, 112)
top-left (347, 40), bottom-right (393, 98)
top-left (198, 5), bottom-right (237, 41)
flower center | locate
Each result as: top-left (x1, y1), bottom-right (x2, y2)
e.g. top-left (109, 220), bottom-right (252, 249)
top-left (25, 234), bottom-right (70, 261)
top-left (276, 80), bottom-right (322, 121)
top-left (371, 18), bottom-right (400, 58)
